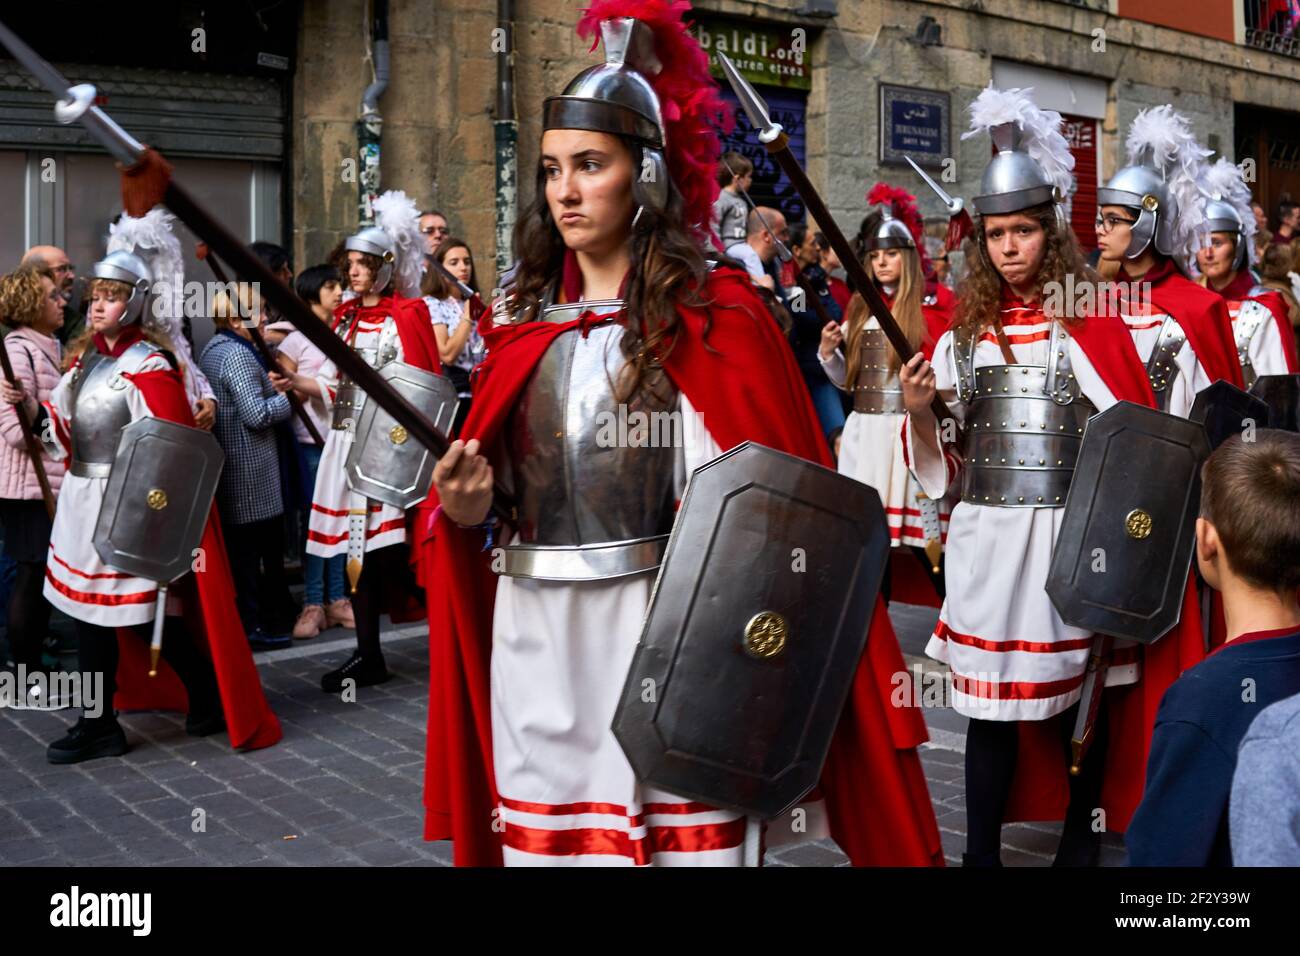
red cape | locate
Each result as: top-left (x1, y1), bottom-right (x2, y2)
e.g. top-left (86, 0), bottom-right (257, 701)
top-left (112, 366), bottom-right (281, 751)
top-left (1001, 306), bottom-right (1207, 831)
top-left (330, 293), bottom-right (442, 623)
top-left (418, 264), bottom-right (944, 866)
top-left (1130, 260), bottom-right (1244, 387)
top-left (1213, 271), bottom-right (1300, 373)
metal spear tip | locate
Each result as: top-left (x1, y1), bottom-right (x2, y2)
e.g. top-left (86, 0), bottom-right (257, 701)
top-left (717, 52), bottom-right (783, 143)
top-left (905, 155), bottom-right (964, 216)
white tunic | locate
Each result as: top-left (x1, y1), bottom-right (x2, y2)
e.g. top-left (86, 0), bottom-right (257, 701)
top-left (904, 305), bottom-right (1129, 722)
top-left (1118, 298), bottom-right (1210, 418)
top-left (819, 317), bottom-right (950, 550)
top-left (305, 313), bottom-right (408, 558)
top-left (491, 391), bottom-right (766, 866)
top-left (1227, 295), bottom-right (1294, 379)
top-left (41, 348), bottom-right (180, 627)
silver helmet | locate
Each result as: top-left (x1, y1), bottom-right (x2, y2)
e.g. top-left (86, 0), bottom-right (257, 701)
top-left (542, 17), bottom-right (669, 219)
top-left (344, 225), bottom-right (398, 294)
top-left (1099, 106), bottom-right (1211, 262)
top-left (1202, 194), bottom-right (1248, 272)
top-left (865, 206), bottom-right (916, 252)
top-left (90, 250), bottom-right (152, 324)
top-left (1096, 154), bottom-right (1178, 259)
top-left (973, 122), bottom-right (1064, 216)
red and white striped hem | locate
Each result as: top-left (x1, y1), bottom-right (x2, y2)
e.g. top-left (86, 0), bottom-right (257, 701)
top-left (497, 796), bottom-right (746, 866)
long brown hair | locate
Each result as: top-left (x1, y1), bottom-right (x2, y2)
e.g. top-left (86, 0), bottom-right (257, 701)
top-left (507, 135), bottom-right (716, 403)
top-left (420, 237), bottom-right (480, 300)
top-left (842, 246), bottom-right (926, 386)
top-left (953, 202), bottom-right (1093, 334)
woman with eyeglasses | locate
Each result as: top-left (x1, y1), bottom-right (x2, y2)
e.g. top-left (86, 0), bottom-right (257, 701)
top-left (1094, 107), bottom-right (1244, 415)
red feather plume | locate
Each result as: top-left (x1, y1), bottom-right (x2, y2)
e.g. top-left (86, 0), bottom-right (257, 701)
top-left (577, 0), bottom-right (733, 238)
top-left (866, 182), bottom-right (932, 275)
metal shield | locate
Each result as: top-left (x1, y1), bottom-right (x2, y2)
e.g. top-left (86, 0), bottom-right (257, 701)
top-left (344, 361), bottom-right (458, 509)
top-left (93, 417), bottom-right (224, 583)
top-left (612, 441), bottom-right (890, 819)
top-left (1046, 401), bottom-right (1209, 645)
top-left (1190, 380), bottom-right (1270, 450)
top-left (1249, 373), bottom-right (1300, 432)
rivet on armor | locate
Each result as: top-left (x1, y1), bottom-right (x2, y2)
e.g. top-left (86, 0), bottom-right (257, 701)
top-left (389, 424), bottom-right (408, 445)
top-left (1055, 496), bottom-right (1061, 503)
top-left (1001, 421), bottom-right (1006, 427)
top-left (1018, 497), bottom-right (1024, 503)
top-left (1000, 496), bottom-right (1006, 503)
top-left (1019, 421), bottom-right (1026, 427)
top-left (1021, 386), bottom-right (1027, 393)
top-left (1037, 496), bottom-right (1043, 503)
top-left (146, 488), bottom-right (167, 510)
top-left (743, 610), bottom-right (788, 659)
top-left (1003, 368), bottom-right (1009, 375)
top-left (1125, 508), bottom-right (1154, 540)
top-left (1038, 459), bottom-right (1045, 465)
top-left (1002, 387), bottom-right (1008, 393)
top-left (1000, 458), bottom-right (1006, 464)
top-left (1018, 459), bottom-right (1024, 465)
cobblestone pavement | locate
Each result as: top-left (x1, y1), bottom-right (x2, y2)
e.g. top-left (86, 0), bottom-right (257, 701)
top-left (0, 604), bottom-right (1126, 867)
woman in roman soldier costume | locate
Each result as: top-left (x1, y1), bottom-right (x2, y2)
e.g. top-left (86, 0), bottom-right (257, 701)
top-left (418, 0), bottom-right (941, 867)
top-left (2, 217), bottom-right (280, 763)
top-left (296, 191), bottom-right (442, 693)
top-left (818, 183), bottom-right (954, 599)
top-left (1193, 158), bottom-right (1300, 384)
top-left (901, 87), bottom-right (1205, 865)
top-left (1094, 107), bottom-right (1244, 400)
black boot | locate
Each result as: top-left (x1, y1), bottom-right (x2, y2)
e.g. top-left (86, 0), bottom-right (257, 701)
top-left (961, 850), bottom-right (1003, 867)
top-left (321, 651), bottom-right (389, 694)
top-left (185, 708), bottom-right (227, 737)
top-left (46, 715), bottom-right (129, 764)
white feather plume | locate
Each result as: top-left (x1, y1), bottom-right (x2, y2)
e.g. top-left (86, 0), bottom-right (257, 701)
top-left (106, 206), bottom-right (185, 344)
top-left (962, 86), bottom-right (1075, 214)
top-left (1199, 156), bottom-right (1255, 261)
top-left (371, 190), bottom-right (424, 298)
top-left (1124, 105), bottom-right (1212, 264)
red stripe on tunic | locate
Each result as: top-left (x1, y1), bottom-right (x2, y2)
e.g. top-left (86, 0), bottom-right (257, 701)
top-left (951, 671), bottom-right (1086, 701)
top-left (311, 502), bottom-right (382, 517)
top-left (933, 620), bottom-right (1094, 654)
top-left (48, 547), bottom-right (133, 580)
top-left (502, 818), bottom-right (746, 863)
top-left (306, 517), bottom-right (405, 545)
top-left (45, 567), bottom-right (156, 606)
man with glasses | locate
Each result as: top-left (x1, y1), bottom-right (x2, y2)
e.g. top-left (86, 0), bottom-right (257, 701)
top-left (20, 245), bottom-right (82, 343)
top-left (418, 210), bottom-right (450, 258)
top-left (1094, 105), bottom-right (1242, 412)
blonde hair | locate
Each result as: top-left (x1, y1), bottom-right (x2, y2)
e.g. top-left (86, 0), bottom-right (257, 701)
top-left (0, 265), bottom-right (57, 328)
top-left (842, 246), bottom-right (926, 385)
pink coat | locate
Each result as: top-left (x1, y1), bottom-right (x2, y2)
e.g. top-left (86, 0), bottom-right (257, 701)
top-left (0, 327), bottom-right (65, 500)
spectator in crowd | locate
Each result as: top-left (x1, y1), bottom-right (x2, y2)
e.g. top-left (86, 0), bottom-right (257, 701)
top-left (418, 210), bottom-right (451, 258)
top-left (789, 222), bottom-right (844, 438)
top-left (251, 240), bottom-right (293, 286)
top-left (1251, 200), bottom-right (1268, 235)
top-left (1272, 199), bottom-right (1299, 245)
top-left (1126, 431), bottom-right (1300, 866)
top-left (20, 245), bottom-right (82, 344)
top-left (1230, 688), bottom-right (1300, 866)
top-left (816, 231), bottom-right (852, 313)
top-left (712, 151), bottom-right (752, 247)
top-left (198, 285), bottom-right (296, 651)
top-left (420, 237), bottom-right (485, 435)
top-left (266, 265), bottom-right (354, 639)
top-left (1259, 242), bottom-right (1299, 333)
top-left (0, 266), bottom-right (66, 676)
top-left (725, 206), bottom-right (786, 292)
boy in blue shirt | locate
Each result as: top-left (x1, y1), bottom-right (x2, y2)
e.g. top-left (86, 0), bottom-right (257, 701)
top-left (1126, 429), bottom-right (1300, 866)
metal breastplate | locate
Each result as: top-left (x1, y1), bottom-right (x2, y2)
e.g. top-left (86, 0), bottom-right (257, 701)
top-left (331, 313), bottom-right (401, 429)
top-left (955, 321), bottom-right (1096, 507)
top-left (853, 327), bottom-right (905, 414)
top-left (68, 341), bottom-right (159, 478)
top-left (502, 298), bottom-right (681, 580)
top-left (1233, 298), bottom-right (1270, 390)
top-left (1145, 313), bottom-right (1187, 413)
